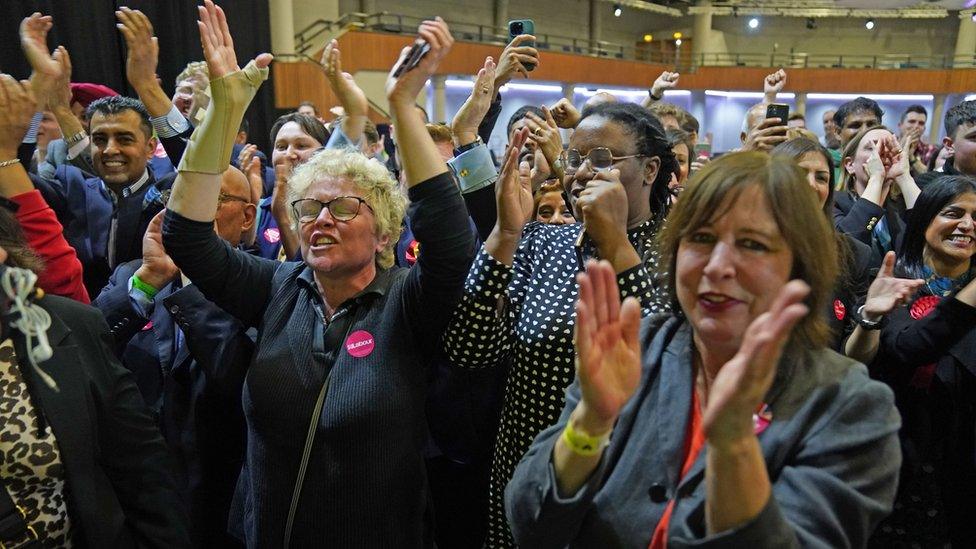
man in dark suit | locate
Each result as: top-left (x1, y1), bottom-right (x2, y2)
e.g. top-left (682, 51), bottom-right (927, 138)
top-left (32, 96), bottom-right (172, 296)
top-left (94, 165), bottom-right (256, 548)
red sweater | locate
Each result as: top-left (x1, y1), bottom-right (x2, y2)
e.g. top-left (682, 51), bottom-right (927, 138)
top-left (13, 190), bottom-right (90, 304)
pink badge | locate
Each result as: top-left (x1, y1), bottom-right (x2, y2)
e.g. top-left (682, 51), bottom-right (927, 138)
top-left (264, 227), bottom-right (281, 244)
top-left (752, 403), bottom-right (773, 435)
top-left (142, 320), bottom-right (153, 331)
top-left (910, 295), bottom-right (940, 320)
top-left (345, 330), bottom-right (375, 358)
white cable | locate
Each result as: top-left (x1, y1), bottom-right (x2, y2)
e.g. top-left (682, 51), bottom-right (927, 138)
top-left (1, 267), bottom-right (57, 391)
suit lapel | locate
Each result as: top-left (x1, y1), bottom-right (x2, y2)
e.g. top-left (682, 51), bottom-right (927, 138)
top-left (152, 283), bottom-right (178, 374)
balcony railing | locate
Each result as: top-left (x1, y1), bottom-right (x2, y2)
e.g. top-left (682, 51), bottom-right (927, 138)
top-left (294, 12), bottom-right (976, 71)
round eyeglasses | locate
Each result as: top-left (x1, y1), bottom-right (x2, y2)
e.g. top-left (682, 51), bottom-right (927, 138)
top-left (562, 147), bottom-right (644, 175)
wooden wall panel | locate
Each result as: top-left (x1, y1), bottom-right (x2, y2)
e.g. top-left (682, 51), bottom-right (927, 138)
top-left (273, 30), bottom-right (976, 114)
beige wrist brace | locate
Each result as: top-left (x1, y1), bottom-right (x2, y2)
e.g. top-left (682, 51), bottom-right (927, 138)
top-left (178, 60), bottom-right (269, 175)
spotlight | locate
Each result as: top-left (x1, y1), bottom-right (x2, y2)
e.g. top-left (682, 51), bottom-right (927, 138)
top-left (673, 32), bottom-right (682, 39)
top-left (805, 17), bottom-right (816, 30)
top-left (748, 17), bottom-right (760, 29)
top-left (675, 38), bottom-right (682, 47)
top-left (865, 19), bottom-right (875, 30)
top-left (643, 34), bottom-right (653, 43)
top-left (613, 4), bottom-right (622, 17)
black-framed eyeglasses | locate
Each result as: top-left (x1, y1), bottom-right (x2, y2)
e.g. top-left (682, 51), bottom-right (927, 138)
top-left (217, 192), bottom-right (251, 205)
top-left (291, 196), bottom-right (373, 223)
top-left (562, 147), bottom-right (644, 174)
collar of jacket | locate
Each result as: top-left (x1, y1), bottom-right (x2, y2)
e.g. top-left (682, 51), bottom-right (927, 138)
top-left (296, 265), bottom-right (394, 306)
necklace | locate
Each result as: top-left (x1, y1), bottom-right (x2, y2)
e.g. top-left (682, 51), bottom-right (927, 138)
top-left (921, 264), bottom-right (973, 297)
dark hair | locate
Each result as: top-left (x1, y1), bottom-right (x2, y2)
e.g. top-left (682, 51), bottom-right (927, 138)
top-left (86, 96), bottom-right (153, 139)
top-left (298, 100), bottom-right (319, 116)
top-left (0, 209), bottom-right (43, 273)
top-left (658, 151), bottom-right (838, 348)
top-left (679, 111), bottom-right (700, 136)
top-left (898, 175), bottom-right (976, 279)
top-left (580, 101), bottom-right (679, 220)
top-left (666, 128), bottom-right (693, 173)
top-left (944, 100), bottom-right (976, 138)
top-left (927, 144), bottom-right (945, 172)
top-left (901, 104), bottom-right (928, 123)
top-left (507, 105), bottom-right (545, 138)
top-left (269, 113), bottom-right (329, 147)
top-left (833, 97), bottom-right (884, 129)
top-left (772, 137), bottom-right (835, 215)
top-left (239, 118), bottom-right (250, 135)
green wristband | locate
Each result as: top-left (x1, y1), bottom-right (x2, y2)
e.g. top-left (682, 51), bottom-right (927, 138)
top-left (131, 274), bottom-right (160, 299)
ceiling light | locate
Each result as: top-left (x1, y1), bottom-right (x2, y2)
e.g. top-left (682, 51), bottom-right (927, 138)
top-left (613, 4), bottom-right (622, 17)
top-left (643, 34), bottom-right (653, 42)
top-left (673, 32), bottom-right (682, 39)
top-left (865, 19), bottom-right (875, 30)
top-left (748, 17), bottom-right (760, 29)
top-left (675, 38), bottom-right (682, 46)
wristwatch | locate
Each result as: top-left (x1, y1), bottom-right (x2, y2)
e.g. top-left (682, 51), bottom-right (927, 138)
top-left (854, 304), bottom-right (886, 330)
top-left (648, 89), bottom-right (663, 101)
top-left (65, 130), bottom-right (87, 146)
top-left (454, 136), bottom-right (483, 156)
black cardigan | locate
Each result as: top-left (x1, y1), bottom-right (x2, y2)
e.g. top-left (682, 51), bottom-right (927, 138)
top-left (27, 294), bottom-right (190, 548)
top-left (162, 172), bottom-right (475, 547)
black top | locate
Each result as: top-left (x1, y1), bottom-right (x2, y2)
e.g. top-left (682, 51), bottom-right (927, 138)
top-left (162, 172), bottom-right (475, 547)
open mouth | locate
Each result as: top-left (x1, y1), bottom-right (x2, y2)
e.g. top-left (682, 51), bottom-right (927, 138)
top-left (698, 292), bottom-right (743, 311)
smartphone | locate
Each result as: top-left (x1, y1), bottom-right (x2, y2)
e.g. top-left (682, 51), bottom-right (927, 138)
top-left (393, 40), bottom-right (431, 78)
top-left (508, 19), bottom-right (536, 71)
top-left (765, 103), bottom-right (789, 124)
top-left (693, 142), bottom-right (711, 160)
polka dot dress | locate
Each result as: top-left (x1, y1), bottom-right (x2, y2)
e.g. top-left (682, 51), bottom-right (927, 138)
top-left (444, 220), bottom-right (668, 548)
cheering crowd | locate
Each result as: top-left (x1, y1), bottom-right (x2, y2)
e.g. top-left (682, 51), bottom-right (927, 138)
top-left (1, 2), bottom-right (975, 547)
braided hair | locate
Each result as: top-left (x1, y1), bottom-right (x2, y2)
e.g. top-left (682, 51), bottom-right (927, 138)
top-left (579, 102), bottom-right (680, 222)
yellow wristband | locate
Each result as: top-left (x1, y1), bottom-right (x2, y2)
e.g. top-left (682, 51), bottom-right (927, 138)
top-left (561, 418), bottom-right (611, 457)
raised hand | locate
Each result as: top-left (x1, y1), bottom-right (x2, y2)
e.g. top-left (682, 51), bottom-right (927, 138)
top-left (20, 13), bottom-right (59, 79)
top-left (237, 144), bottom-right (258, 170)
top-left (864, 140), bottom-right (887, 181)
top-left (573, 259), bottom-right (642, 433)
top-left (523, 106), bottom-right (563, 178)
top-left (549, 98), bottom-right (581, 129)
top-left (135, 210), bottom-right (179, 290)
top-left (742, 117), bottom-right (788, 152)
top-left (494, 127), bottom-right (535, 238)
top-left (116, 8), bottom-right (159, 91)
top-left (197, 0), bottom-right (273, 79)
top-left (494, 34), bottom-right (539, 93)
top-left (703, 280), bottom-right (810, 447)
top-left (386, 17), bottom-right (453, 108)
top-left (451, 56), bottom-right (496, 146)
top-left (650, 70), bottom-right (680, 99)
top-left (0, 76), bottom-right (37, 159)
top-left (320, 39), bottom-right (368, 118)
top-left (763, 68), bottom-right (787, 99)
top-left (863, 252), bottom-right (924, 319)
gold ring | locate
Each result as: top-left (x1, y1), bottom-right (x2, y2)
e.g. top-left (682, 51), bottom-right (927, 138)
top-left (481, 86), bottom-right (491, 93)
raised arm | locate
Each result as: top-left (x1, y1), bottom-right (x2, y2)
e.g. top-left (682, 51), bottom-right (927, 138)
top-left (0, 74), bottom-right (88, 303)
top-left (762, 69), bottom-right (787, 105)
top-left (386, 18), bottom-right (453, 186)
top-left (116, 8), bottom-right (173, 119)
top-left (321, 39), bottom-right (369, 146)
top-left (641, 71), bottom-right (680, 108)
top-left (161, 0), bottom-right (276, 327)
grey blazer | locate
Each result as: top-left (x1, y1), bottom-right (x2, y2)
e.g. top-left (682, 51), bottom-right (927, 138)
top-left (506, 316), bottom-right (901, 548)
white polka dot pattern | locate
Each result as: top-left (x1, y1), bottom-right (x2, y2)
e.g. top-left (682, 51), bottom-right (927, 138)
top-left (443, 220), bottom-right (668, 547)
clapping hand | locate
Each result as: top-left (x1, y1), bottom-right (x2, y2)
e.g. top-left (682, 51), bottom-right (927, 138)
top-left (0, 75), bottom-right (38, 159)
top-left (703, 280), bottom-right (810, 447)
top-left (523, 106), bottom-right (563, 178)
top-left (573, 260), bottom-right (642, 434)
top-left (116, 8), bottom-right (159, 91)
top-left (451, 56), bottom-right (496, 146)
top-left (862, 252), bottom-right (924, 320)
top-left (494, 127), bottom-right (535, 238)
